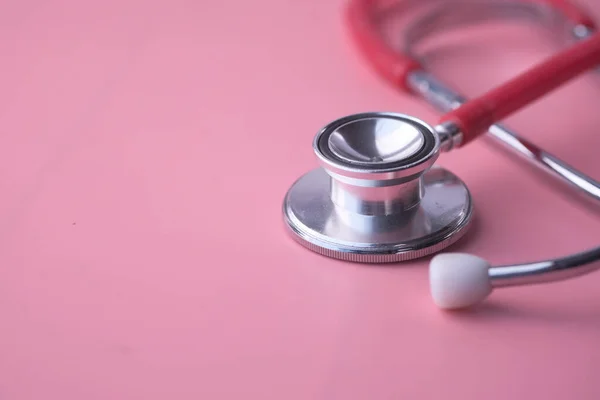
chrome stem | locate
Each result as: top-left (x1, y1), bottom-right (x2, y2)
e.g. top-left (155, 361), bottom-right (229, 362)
top-left (489, 246), bottom-right (600, 287)
top-left (406, 70), bottom-right (600, 205)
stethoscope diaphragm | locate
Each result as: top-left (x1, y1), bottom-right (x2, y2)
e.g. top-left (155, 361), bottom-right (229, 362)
top-left (282, 112), bottom-right (473, 263)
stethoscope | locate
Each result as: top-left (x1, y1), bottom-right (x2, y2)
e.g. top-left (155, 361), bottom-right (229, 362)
top-left (282, 0), bottom-right (600, 310)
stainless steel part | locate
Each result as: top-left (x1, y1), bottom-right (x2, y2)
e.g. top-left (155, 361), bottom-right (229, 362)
top-left (283, 112), bottom-right (473, 262)
top-left (489, 245), bottom-right (600, 287)
top-left (327, 116), bottom-right (426, 164)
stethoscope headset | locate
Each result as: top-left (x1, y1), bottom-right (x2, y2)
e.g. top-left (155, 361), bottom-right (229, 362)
top-left (282, 0), bottom-right (600, 310)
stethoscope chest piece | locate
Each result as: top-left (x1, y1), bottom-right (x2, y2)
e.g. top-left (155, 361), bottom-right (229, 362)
top-left (283, 112), bottom-right (473, 263)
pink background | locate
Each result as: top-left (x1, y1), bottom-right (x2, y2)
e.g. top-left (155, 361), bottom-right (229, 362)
top-left (1, 0), bottom-right (600, 398)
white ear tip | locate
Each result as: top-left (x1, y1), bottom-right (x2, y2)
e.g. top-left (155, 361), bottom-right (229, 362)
top-left (429, 253), bottom-right (493, 310)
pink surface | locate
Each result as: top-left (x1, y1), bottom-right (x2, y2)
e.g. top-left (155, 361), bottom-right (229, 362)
top-left (1, 0), bottom-right (600, 398)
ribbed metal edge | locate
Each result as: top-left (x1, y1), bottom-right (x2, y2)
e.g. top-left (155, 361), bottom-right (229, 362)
top-left (282, 204), bottom-right (474, 264)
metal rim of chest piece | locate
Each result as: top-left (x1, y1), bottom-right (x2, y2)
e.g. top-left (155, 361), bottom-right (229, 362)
top-left (282, 112), bottom-right (474, 263)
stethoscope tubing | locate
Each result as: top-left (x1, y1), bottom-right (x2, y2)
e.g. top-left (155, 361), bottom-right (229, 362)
top-left (342, 0), bottom-right (600, 299)
top-left (406, 69), bottom-right (600, 205)
top-left (345, 0), bottom-right (600, 146)
top-left (407, 70), bottom-right (600, 290)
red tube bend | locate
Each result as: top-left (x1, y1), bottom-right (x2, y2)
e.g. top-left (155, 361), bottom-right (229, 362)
top-left (345, 0), bottom-right (422, 91)
top-left (344, 0), bottom-right (598, 146)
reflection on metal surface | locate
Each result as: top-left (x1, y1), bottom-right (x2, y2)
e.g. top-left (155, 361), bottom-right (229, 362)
top-left (283, 113), bottom-right (473, 263)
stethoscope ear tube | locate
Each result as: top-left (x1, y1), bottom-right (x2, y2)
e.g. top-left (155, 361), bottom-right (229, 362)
top-left (344, 0), bottom-right (597, 93)
top-left (346, 0), bottom-right (600, 147)
top-left (430, 245), bottom-right (600, 310)
top-left (345, 0), bottom-right (600, 204)
top-left (345, 0), bottom-right (423, 91)
top-left (439, 31), bottom-right (600, 146)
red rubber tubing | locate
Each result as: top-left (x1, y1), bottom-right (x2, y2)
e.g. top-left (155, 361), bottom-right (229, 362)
top-left (345, 0), bottom-right (596, 92)
top-left (345, 0), bottom-right (422, 91)
top-left (345, 0), bottom-right (598, 146)
top-left (440, 32), bottom-right (600, 145)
